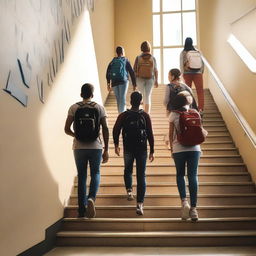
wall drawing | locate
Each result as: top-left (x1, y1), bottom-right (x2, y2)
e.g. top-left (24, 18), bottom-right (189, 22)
top-left (0, 0), bottom-right (86, 107)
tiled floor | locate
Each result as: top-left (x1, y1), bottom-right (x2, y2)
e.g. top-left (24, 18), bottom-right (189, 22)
top-left (45, 246), bottom-right (256, 255)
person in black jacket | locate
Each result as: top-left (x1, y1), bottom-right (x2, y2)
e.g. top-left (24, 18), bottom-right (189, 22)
top-left (113, 91), bottom-right (154, 215)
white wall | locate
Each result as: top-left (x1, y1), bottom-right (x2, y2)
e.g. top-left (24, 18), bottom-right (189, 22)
top-left (0, 1), bottom-right (106, 255)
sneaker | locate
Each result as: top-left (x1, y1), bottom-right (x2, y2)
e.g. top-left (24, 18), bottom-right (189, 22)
top-left (86, 198), bottom-right (96, 218)
top-left (190, 207), bottom-right (198, 222)
top-left (127, 189), bottom-right (134, 201)
top-left (181, 199), bottom-right (190, 220)
top-left (136, 203), bottom-right (144, 215)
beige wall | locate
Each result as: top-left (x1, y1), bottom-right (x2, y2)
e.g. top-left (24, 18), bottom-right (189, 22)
top-left (198, 0), bottom-right (256, 181)
top-left (115, 0), bottom-right (152, 68)
top-left (90, 0), bottom-right (115, 103)
top-left (0, 1), bottom-right (112, 255)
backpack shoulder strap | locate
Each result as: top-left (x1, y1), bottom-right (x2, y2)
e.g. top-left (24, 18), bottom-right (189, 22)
top-left (76, 102), bottom-right (84, 107)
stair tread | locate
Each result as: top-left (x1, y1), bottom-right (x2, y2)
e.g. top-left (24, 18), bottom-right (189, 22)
top-left (57, 230), bottom-right (256, 237)
top-left (62, 217), bottom-right (256, 222)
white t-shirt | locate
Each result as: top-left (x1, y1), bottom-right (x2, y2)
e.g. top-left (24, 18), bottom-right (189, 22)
top-left (169, 110), bottom-right (201, 154)
top-left (68, 101), bottom-right (107, 150)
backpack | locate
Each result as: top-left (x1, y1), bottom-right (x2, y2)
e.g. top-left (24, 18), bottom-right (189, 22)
top-left (174, 109), bottom-right (205, 146)
top-left (122, 110), bottom-right (147, 147)
top-left (73, 102), bottom-right (100, 142)
top-left (110, 57), bottom-right (127, 82)
top-left (137, 55), bottom-right (154, 79)
top-left (167, 83), bottom-right (198, 111)
top-left (185, 50), bottom-right (203, 70)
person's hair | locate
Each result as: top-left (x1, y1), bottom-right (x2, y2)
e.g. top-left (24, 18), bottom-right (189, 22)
top-left (116, 46), bottom-right (124, 55)
top-left (81, 83), bottom-right (94, 99)
top-left (130, 91), bottom-right (142, 107)
top-left (140, 41), bottom-right (151, 53)
top-left (173, 91), bottom-right (193, 110)
top-left (169, 68), bottom-right (181, 81)
top-left (183, 37), bottom-right (196, 51)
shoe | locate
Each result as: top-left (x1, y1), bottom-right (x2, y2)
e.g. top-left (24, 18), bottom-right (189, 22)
top-left (86, 198), bottom-right (96, 218)
top-left (181, 199), bottom-right (190, 220)
top-left (127, 189), bottom-right (134, 201)
top-left (190, 207), bottom-right (198, 222)
top-left (78, 213), bottom-right (85, 218)
top-left (136, 203), bottom-right (144, 215)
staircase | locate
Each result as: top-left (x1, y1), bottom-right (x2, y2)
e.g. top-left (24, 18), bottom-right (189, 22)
top-left (57, 86), bottom-right (256, 246)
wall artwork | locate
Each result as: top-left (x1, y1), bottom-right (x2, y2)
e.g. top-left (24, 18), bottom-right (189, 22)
top-left (1, 0), bottom-right (86, 107)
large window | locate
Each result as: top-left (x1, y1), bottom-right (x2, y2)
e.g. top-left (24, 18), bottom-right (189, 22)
top-left (152, 0), bottom-right (197, 84)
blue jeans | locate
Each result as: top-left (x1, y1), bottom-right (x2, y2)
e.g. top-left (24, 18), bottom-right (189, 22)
top-left (172, 151), bottom-right (201, 207)
top-left (112, 81), bottom-right (129, 113)
top-left (123, 150), bottom-right (147, 203)
top-left (73, 149), bottom-right (102, 215)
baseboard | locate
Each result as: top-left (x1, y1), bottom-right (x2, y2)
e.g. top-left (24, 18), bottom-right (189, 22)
top-left (17, 218), bottom-right (62, 256)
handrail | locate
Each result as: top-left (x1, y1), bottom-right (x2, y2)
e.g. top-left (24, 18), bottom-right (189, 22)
top-left (202, 56), bottom-right (256, 148)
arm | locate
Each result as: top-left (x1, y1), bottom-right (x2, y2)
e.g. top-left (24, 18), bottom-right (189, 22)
top-left (126, 60), bottom-right (137, 90)
top-left (144, 113), bottom-right (154, 162)
top-left (100, 116), bottom-right (109, 163)
top-left (106, 62), bottom-right (112, 91)
top-left (153, 57), bottom-right (158, 88)
top-left (64, 115), bottom-right (75, 137)
top-left (133, 56), bottom-right (138, 77)
top-left (163, 85), bottom-right (170, 107)
top-left (169, 122), bottom-right (175, 153)
top-left (112, 113), bottom-right (125, 156)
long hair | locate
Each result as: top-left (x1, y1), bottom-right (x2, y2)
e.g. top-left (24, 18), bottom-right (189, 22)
top-left (183, 37), bottom-right (196, 51)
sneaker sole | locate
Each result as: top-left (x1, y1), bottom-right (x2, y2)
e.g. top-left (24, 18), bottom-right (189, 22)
top-left (86, 199), bottom-right (96, 218)
top-left (181, 205), bottom-right (190, 220)
top-left (127, 196), bottom-right (134, 201)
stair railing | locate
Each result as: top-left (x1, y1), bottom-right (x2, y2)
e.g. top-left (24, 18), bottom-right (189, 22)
top-left (202, 56), bottom-right (256, 148)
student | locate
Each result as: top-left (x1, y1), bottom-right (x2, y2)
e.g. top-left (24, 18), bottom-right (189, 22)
top-left (169, 91), bottom-right (203, 221)
top-left (64, 83), bottom-right (109, 218)
top-left (133, 41), bottom-right (158, 113)
top-left (180, 37), bottom-right (204, 115)
top-left (163, 68), bottom-right (198, 112)
top-left (113, 91), bottom-right (154, 215)
top-left (106, 46), bottom-right (137, 113)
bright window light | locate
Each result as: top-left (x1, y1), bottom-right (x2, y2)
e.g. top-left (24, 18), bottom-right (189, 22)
top-left (227, 34), bottom-right (256, 73)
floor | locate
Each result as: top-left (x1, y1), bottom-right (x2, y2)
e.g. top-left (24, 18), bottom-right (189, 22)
top-left (45, 246), bottom-right (256, 256)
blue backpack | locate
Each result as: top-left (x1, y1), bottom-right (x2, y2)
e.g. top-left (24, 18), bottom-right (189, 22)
top-left (110, 57), bottom-right (127, 82)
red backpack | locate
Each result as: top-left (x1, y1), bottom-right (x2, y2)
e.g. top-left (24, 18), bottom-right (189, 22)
top-left (174, 109), bottom-right (205, 146)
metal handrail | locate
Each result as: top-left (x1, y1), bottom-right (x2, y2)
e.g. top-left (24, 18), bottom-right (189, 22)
top-left (202, 56), bottom-right (256, 148)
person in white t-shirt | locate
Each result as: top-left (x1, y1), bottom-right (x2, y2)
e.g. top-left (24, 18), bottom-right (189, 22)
top-left (64, 83), bottom-right (109, 218)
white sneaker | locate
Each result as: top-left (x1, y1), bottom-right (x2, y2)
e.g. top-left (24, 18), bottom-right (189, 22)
top-left (181, 199), bottom-right (190, 220)
top-left (86, 198), bottom-right (96, 218)
top-left (136, 203), bottom-right (144, 215)
top-left (190, 207), bottom-right (198, 222)
top-left (127, 189), bottom-right (134, 201)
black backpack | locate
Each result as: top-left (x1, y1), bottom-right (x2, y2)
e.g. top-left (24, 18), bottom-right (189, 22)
top-left (73, 102), bottom-right (100, 142)
top-left (167, 83), bottom-right (198, 111)
top-left (122, 110), bottom-right (147, 147)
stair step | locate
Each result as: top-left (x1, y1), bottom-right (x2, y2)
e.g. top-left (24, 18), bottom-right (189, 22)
top-left (56, 230), bottom-right (256, 246)
top-left (64, 205), bottom-right (256, 218)
top-left (61, 217), bottom-right (256, 231)
top-left (69, 193), bottom-right (256, 206)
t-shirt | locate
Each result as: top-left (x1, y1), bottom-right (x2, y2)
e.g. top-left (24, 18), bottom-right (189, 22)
top-left (67, 101), bottom-right (107, 150)
top-left (169, 110), bottom-right (201, 153)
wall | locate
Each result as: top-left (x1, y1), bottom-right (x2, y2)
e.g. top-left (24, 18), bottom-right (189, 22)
top-left (0, 1), bottom-right (105, 255)
top-left (198, 0), bottom-right (256, 181)
top-left (114, 0), bottom-right (152, 68)
top-left (90, 0), bottom-right (115, 103)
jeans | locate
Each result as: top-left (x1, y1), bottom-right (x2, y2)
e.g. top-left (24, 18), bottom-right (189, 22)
top-left (73, 149), bottom-right (102, 215)
top-left (183, 73), bottom-right (204, 111)
top-left (112, 81), bottom-right (129, 113)
top-left (172, 151), bottom-right (201, 207)
top-left (123, 150), bottom-right (147, 203)
top-left (136, 77), bottom-right (154, 104)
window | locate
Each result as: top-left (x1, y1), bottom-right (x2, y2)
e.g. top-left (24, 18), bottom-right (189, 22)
top-left (152, 0), bottom-right (197, 84)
